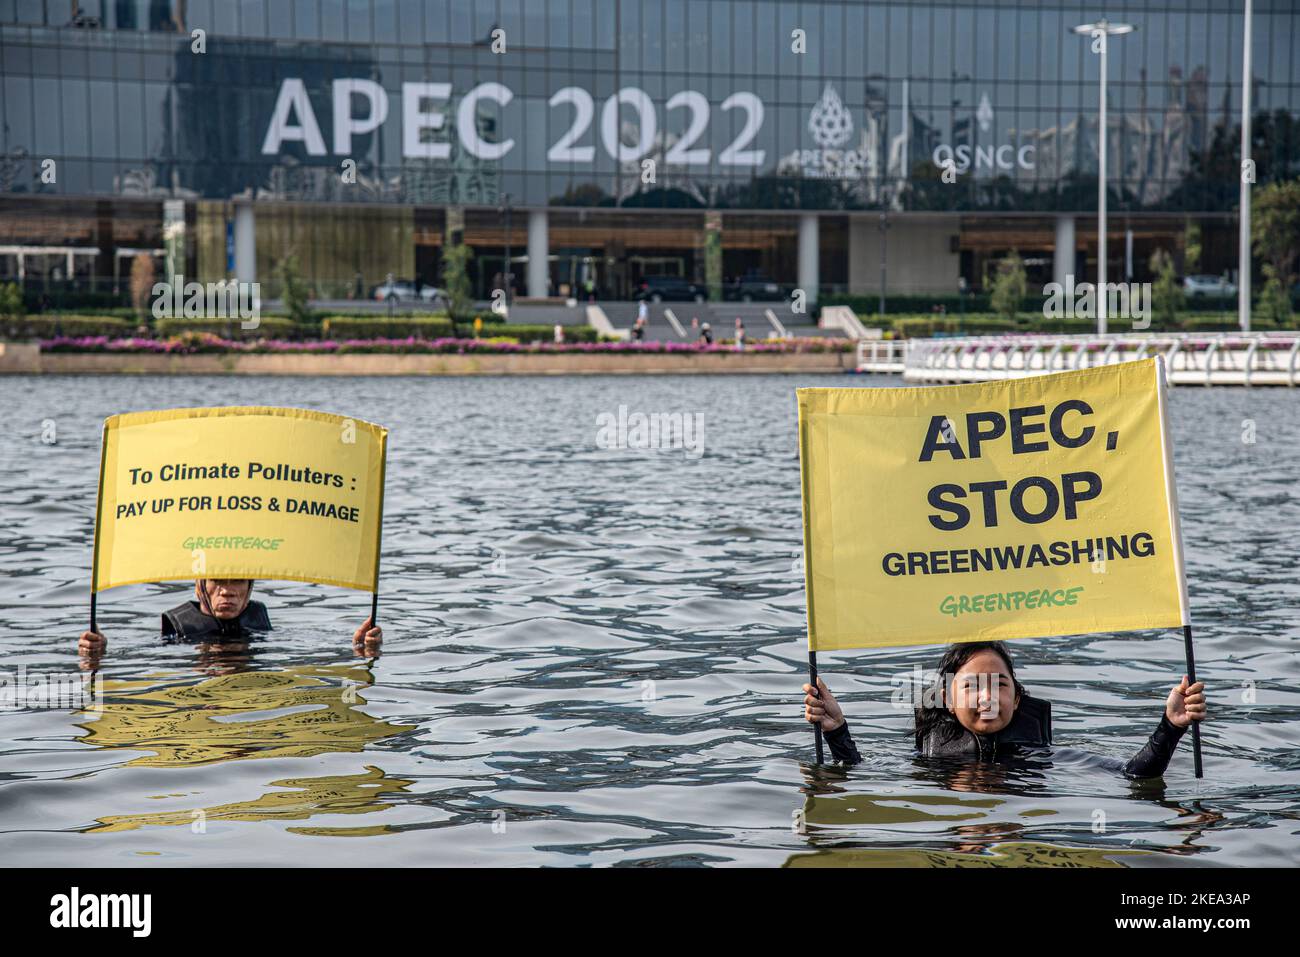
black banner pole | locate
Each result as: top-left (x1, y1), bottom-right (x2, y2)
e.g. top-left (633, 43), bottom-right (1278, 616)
top-left (808, 650), bottom-right (824, 765)
top-left (368, 428), bottom-right (387, 633)
top-left (90, 419), bottom-right (109, 637)
top-left (1182, 624), bottom-right (1204, 778)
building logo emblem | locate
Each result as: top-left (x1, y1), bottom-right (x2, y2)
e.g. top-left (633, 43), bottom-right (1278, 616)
top-left (976, 92), bottom-right (994, 134)
top-left (783, 83), bottom-right (867, 180)
top-left (932, 91), bottom-right (1035, 176)
top-left (808, 84), bottom-right (853, 149)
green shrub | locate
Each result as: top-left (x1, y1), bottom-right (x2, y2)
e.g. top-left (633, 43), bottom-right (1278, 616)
top-left (823, 293), bottom-right (995, 314)
top-left (889, 314), bottom-right (1022, 338)
top-left (88, 307), bottom-right (142, 320)
top-left (989, 252), bottom-right (1027, 322)
top-left (321, 315), bottom-right (455, 339)
top-left (1, 314), bottom-right (132, 339)
top-left (454, 323), bottom-right (599, 343)
top-left (441, 243), bottom-right (475, 321)
top-left (1257, 264), bottom-right (1294, 327)
top-left (155, 316), bottom-right (304, 339)
top-left (276, 253), bottom-right (315, 325)
top-left (886, 310), bottom-right (1286, 338)
top-left (1027, 316), bottom-right (1105, 334)
top-left (1179, 315), bottom-right (1240, 332)
top-left (889, 316), bottom-right (964, 338)
top-left (0, 282), bottom-right (24, 318)
top-left (1150, 249), bottom-right (1184, 327)
top-left (289, 308), bottom-right (449, 321)
top-left (20, 289), bottom-right (130, 313)
top-left (1252, 179), bottom-right (1300, 314)
top-left (888, 313), bottom-right (1152, 338)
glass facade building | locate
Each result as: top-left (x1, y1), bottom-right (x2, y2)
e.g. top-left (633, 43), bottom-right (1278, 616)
top-left (2, 0), bottom-right (1298, 300)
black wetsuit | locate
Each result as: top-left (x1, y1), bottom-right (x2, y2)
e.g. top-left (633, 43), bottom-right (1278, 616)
top-left (161, 600), bottom-right (272, 642)
top-left (823, 693), bottom-right (1188, 780)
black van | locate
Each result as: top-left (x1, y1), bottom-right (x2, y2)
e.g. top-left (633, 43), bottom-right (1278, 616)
top-left (636, 275), bottom-right (706, 302)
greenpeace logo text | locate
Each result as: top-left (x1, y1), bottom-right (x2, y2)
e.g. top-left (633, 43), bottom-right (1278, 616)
top-left (595, 405), bottom-right (705, 458)
top-left (50, 887), bottom-right (151, 937)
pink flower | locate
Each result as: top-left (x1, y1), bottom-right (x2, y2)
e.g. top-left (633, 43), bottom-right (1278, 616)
top-left (39, 335), bottom-right (854, 356)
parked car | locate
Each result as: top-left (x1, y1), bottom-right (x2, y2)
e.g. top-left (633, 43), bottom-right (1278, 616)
top-left (1182, 275), bottom-right (1237, 298)
top-left (372, 279), bottom-right (445, 305)
top-left (635, 275), bottom-right (705, 302)
top-left (724, 275), bottom-right (785, 301)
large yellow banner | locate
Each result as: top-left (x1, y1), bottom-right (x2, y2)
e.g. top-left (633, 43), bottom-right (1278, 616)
top-left (797, 358), bottom-right (1188, 651)
top-left (92, 407), bottom-right (387, 592)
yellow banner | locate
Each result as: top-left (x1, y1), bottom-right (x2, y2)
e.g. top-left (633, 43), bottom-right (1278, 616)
top-left (797, 358), bottom-right (1188, 651)
top-left (92, 407), bottom-right (387, 592)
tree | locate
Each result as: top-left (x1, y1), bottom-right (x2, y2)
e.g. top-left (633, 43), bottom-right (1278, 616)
top-left (0, 282), bottom-right (23, 318)
top-left (129, 254), bottom-right (155, 323)
top-left (1150, 249), bottom-right (1183, 328)
top-left (1257, 264), bottom-right (1293, 326)
top-left (989, 251), bottom-right (1026, 322)
top-left (1252, 178), bottom-right (1300, 292)
top-left (1183, 221), bottom-right (1202, 274)
top-left (441, 242), bottom-right (475, 321)
top-left (276, 253), bottom-right (313, 327)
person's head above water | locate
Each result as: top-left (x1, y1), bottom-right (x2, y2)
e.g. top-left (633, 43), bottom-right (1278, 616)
top-left (194, 578), bottom-right (254, 620)
top-left (804, 639), bottom-right (1203, 775)
top-left (915, 641), bottom-right (1027, 743)
top-left (78, 577), bottom-right (382, 659)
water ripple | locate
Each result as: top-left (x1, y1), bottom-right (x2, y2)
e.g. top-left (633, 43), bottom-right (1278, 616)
top-left (0, 374), bottom-right (1296, 866)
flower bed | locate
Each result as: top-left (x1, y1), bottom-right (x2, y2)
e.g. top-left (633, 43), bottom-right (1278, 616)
top-left (39, 333), bottom-right (855, 356)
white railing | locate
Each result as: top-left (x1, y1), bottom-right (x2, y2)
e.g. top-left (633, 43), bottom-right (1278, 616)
top-left (856, 338), bottom-right (907, 373)
top-left (896, 333), bottom-right (1300, 386)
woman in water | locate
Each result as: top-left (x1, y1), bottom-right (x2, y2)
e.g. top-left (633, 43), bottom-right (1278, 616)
top-left (801, 641), bottom-right (1206, 778)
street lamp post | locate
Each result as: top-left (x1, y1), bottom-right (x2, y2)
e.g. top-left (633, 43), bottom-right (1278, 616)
top-left (500, 192), bottom-right (513, 312)
top-left (878, 213), bottom-right (889, 320)
top-left (1073, 19), bottom-right (1134, 335)
top-left (1239, 0), bottom-right (1253, 332)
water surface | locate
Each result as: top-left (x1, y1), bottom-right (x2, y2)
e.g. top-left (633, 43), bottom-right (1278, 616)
top-left (0, 374), bottom-right (1296, 866)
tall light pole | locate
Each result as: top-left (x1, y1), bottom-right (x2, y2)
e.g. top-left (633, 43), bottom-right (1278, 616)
top-left (1239, 0), bottom-right (1253, 332)
top-left (1073, 19), bottom-right (1134, 334)
top-left (878, 213), bottom-right (889, 319)
top-left (499, 192), bottom-right (513, 311)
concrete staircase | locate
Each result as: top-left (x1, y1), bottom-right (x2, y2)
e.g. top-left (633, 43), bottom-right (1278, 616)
top-left (590, 300), bottom-right (844, 342)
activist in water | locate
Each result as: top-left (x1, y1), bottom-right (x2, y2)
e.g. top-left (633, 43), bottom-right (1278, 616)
top-left (77, 578), bottom-right (381, 654)
top-left (801, 641), bottom-right (1206, 777)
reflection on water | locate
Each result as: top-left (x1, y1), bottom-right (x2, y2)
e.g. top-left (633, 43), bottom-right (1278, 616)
top-left (74, 662), bottom-right (415, 834)
top-left (793, 758), bottom-right (1224, 867)
top-left (78, 663), bottom-right (408, 768)
top-left (1, 375), bottom-right (1298, 866)
top-left (89, 766), bottom-right (413, 836)
top-left (785, 843), bottom-right (1153, 868)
